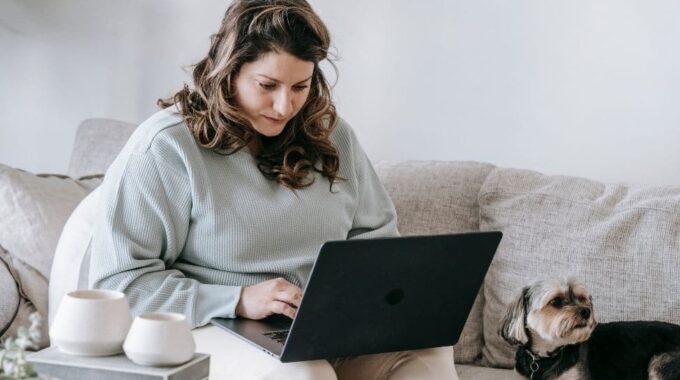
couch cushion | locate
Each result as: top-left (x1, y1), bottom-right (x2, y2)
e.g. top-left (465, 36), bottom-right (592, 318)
top-left (0, 164), bottom-right (102, 347)
top-left (479, 167), bottom-right (680, 368)
top-left (375, 161), bottom-right (495, 236)
top-left (374, 160), bottom-right (495, 364)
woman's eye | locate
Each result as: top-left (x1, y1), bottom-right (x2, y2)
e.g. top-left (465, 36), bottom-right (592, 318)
top-left (293, 86), bottom-right (309, 92)
top-left (258, 82), bottom-right (276, 90)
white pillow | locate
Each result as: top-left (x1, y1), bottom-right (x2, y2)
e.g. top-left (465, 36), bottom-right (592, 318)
top-left (49, 187), bottom-right (101, 326)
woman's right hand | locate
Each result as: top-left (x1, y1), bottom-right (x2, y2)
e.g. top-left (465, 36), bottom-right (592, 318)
top-left (235, 277), bottom-right (303, 320)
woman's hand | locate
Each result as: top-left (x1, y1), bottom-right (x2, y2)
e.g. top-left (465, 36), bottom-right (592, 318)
top-left (235, 277), bottom-right (303, 320)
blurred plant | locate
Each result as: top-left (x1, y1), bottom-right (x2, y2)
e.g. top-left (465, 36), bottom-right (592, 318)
top-left (0, 312), bottom-right (42, 380)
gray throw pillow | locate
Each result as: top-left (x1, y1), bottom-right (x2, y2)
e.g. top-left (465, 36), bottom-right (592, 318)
top-left (478, 167), bottom-right (680, 368)
top-left (0, 164), bottom-right (103, 347)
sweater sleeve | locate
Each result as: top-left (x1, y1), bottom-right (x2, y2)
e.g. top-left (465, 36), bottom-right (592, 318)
top-left (88, 150), bottom-right (241, 328)
top-left (346, 131), bottom-right (400, 240)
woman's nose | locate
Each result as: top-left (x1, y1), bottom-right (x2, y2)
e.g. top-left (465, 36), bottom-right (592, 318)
top-left (273, 90), bottom-right (294, 117)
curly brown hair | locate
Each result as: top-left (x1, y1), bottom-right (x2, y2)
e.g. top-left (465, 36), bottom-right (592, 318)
top-left (158, 0), bottom-right (340, 190)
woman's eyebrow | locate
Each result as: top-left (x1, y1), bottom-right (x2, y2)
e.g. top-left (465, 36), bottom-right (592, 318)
top-left (256, 73), bottom-right (313, 85)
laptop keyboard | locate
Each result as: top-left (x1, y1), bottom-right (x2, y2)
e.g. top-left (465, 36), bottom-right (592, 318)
top-left (263, 329), bottom-right (289, 344)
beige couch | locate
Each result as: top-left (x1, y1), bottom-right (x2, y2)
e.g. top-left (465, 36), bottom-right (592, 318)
top-left (3, 118), bottom-right (679, 380)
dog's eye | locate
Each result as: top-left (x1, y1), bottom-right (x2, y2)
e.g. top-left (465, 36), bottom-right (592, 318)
top-left (550, 297), bottom-right (565, 308)
top-left (577, 296), bottom-right (588, 303)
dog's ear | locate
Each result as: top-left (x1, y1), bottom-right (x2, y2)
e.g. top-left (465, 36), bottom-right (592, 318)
top-left (499, 287), bottom-right (530, 346)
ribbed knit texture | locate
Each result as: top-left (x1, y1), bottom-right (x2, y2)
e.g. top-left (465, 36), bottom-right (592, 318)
top-left (88, 107), bottom-right (399, 328)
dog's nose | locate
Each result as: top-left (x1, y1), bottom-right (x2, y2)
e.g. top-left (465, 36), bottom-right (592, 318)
top-left (579, 307), bottom-right (591, 320)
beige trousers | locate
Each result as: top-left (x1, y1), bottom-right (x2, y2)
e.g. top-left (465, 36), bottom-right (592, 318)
top-left (194, 325), bottom-right (460, 380)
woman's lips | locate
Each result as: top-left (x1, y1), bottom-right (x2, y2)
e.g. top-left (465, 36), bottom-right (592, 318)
top-left (263, 116), bottom-right (285, 124)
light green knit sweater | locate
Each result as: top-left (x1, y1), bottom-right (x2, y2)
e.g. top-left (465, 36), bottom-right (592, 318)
top-left (88, 107), bottom-right (399, 328)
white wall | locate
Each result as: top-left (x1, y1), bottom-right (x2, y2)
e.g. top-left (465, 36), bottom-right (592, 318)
top-left (2, 0), bottom-right (679, 186)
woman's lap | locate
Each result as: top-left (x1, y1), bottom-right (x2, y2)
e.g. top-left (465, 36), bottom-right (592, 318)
top-left (193, 325), bottom-right (459, 380)
top-left (332, 346), bottom-right (459, 380)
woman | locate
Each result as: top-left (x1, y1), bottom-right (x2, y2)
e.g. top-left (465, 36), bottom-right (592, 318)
top-left (89, 0), bottom-right (458, 378)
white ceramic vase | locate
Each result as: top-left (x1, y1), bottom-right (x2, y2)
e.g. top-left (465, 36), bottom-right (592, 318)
top-left (123, 312), bottom-right (196, 366)
top-left (50, 289), bottom-right (132, 356)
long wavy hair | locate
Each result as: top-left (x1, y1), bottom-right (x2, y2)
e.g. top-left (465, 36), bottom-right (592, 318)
top-left (158, 0), bottom-right (340, 190)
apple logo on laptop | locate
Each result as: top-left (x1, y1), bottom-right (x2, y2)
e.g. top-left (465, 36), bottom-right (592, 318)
top-left (385, 289), bottom-right (404, 306)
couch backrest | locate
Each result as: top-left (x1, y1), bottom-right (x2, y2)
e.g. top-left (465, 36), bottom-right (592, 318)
top-left (374, 161), bottom-right (494, 236)
top-left (68, 118), bottom-right (137, 178)
top-left (65, 117), bottom-right (680, 370)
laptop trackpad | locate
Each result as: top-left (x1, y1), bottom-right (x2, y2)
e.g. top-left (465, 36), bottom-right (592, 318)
top-left (212, 314), bottom-right (293, 357)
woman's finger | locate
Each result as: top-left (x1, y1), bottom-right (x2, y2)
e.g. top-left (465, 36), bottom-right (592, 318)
top-left (275, 289), bottom-right (303, 307)
top-left (269, 300), bottom-right (297, 319)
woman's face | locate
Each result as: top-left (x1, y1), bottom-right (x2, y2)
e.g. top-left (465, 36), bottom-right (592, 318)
top-left (234, 51), bottom-right (314, 138)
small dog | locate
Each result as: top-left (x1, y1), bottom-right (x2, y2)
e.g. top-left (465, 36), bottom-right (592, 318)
top-left (499, 278), bottom-right (680, 380)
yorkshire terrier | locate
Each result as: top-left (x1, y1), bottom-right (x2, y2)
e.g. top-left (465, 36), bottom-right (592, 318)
top-left (499, 278), bottom-right (680, 380)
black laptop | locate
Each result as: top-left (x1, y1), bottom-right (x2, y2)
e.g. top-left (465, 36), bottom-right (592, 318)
top-left (211, 231), bottom-right (502, 362)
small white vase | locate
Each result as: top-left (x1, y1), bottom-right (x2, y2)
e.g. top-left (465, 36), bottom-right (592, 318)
top-left (123, 312), bottom-right (196, 366)
top-left (50, 289), bottom-right (132, 356)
